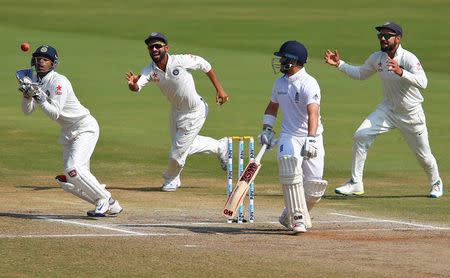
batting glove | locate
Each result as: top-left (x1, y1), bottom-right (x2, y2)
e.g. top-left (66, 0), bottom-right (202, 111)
top-left (258, 126), bottom-right (277, 152)
top-left (301, 135), bottom-right (318, 160)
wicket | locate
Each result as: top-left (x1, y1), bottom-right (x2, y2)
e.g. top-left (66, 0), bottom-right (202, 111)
top-left (227, 136), bottom-right (255, 223)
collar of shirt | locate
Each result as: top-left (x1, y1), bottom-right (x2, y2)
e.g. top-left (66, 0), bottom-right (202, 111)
top-left (38, 70), bottom-right (55, 84)
top-left (285, 67), bottom-right (306, 83)
top-left (393, 44), bottom-right (404, 59)
top-left (151, 53), bottom-right (172, 75)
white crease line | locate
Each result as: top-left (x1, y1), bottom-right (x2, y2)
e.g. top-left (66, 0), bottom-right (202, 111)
top-left (329, 213), bottom-right (450, 230)
top-left (36, 216), bottom-right (146, 235)
top-left (0, 233), bottom-right (188, 239)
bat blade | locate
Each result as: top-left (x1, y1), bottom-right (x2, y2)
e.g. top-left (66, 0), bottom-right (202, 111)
top-left (223, 161), bottom-right (262, 219)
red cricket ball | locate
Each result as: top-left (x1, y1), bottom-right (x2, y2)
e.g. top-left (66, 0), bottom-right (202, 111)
top-left (21, 43), bottom-right (30, 52)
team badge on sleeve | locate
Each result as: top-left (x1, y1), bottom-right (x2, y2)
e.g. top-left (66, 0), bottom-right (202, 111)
top-left (56, 85), bottom-right (62, 95)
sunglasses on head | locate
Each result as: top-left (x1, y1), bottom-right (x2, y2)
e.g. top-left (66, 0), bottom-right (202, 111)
top-left (148, 43), bottom-right (166, 50)
top-left (377, 33), bottom-right (397, 40)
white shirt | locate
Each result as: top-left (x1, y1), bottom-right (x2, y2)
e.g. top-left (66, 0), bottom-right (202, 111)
top-left (270, 68), bottom-right (323, 137)
top-left (22, 70), bottom-right (91, 129)
top-left (338, 44), bottom-right (427, 114)
top-left (136, 54), bottom-right (212, 112)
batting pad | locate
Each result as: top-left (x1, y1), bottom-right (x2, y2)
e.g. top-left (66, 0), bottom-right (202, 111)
top-left (304, 180), bottom-right (328, 211)
top-left (56, 175), bottom-right (96, 205)
top-left (282, 183), bottom-right (312, 229)
top-left (65, 166), bottom-right (110, 202)
top-left (278, 155), bottom-right (302, 184)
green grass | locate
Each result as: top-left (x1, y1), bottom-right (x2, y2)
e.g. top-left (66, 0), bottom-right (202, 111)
top-left (1, 0), bottom-right (449, 213)
top-left (0, 0), bottom-right (449, 276)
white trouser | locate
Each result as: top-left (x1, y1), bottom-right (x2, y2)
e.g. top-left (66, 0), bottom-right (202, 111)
top-left (61, 116), bottom-right (111, 202)
top-left (277, 132), bottom-right (325, 181)
top-left (165, 99), bottom-right (221, 180)
top-left (62, 116), bottom-right (99, 170)
top-left (351, 107), bottom-right (440, 184)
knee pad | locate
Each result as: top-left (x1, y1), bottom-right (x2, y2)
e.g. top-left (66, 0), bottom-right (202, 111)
top-left (278, 156), bottom-right (302, 184)
top-left (65, 166), bottom-right (110, 202)
top-left (304, 180), bottom-right (328, 211)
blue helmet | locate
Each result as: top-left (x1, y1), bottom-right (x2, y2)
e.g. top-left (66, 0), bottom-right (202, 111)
top-left (31, 45), bottom-right (59, 70)
top-left (274, 41), bottom-right (308, 65)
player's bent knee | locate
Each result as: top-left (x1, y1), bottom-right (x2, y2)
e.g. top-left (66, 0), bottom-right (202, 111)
top-left (278, 155), bottom-right (302, 185)
top-left (304, 180), bottom-right (328, 209)
top-left (353, 129), bottom-right (371, 143)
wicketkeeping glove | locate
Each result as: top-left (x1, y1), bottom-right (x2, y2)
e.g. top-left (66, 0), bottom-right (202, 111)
top-left (32, 87), bottom-right (47, 104)
top-left (258, 126), bottom-right (278, 152)
top-left (301, 135), bottom-right (318, 160)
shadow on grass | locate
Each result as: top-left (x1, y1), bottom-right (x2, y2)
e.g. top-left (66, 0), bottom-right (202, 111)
top-left (118, 223), bottom-right (290, 235)
top-left (0, 212), bottom-right (99, 221)
top-left (16, 185), bottom-right (59, 191)
top-left (323, 194), bottom-right (427, 199)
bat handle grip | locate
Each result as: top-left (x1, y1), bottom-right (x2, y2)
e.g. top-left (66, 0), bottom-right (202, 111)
top-left (255, 144), bottom-right (267, 163)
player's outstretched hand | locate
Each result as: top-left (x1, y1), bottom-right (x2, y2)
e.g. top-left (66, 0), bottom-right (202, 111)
top-left (125, 71), bottom-right (141, 91)
top-left (324, 49), bottom-right (340, 67)
top-left (216, 89), bottom-right (229, 105)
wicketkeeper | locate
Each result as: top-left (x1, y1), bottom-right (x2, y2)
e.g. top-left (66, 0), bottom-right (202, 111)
top-left (17, 45), bottom-right (122, 217)
top-left (325, 22), bottom-right (443, 198)
top-left (260, 41), bottom-right (328, 234)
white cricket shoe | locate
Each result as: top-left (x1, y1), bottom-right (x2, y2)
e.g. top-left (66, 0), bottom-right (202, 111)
top-left (161, 176), bottom-right (181, 192)
top-left (217, 137), bottom-right (228, 171)
top-left (279, 207), bottom-right (290, 229)
top-left (293, 222), bottom-right (307, 234)
top-left (87, 198), bottom-right (123, 217)
top-left (95, 197), bottom-right (110, 214)
top-left (335, 179), bottom-right (364, 196)
top-left (107, 198), bottom-right (123, 215)
top-left (429, 179), bottom-right (443, 198)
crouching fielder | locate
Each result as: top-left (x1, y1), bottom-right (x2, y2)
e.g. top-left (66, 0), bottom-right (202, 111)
top-left (17, 45), bottom-right (122, 217)
top-left (259, 41), bottom-right (327, 234)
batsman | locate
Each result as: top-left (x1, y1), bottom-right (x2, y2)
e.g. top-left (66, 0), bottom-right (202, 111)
top-left (16, 45), bottom-right (122, 217)
top-left (260, 41), bottom-right (327, 234)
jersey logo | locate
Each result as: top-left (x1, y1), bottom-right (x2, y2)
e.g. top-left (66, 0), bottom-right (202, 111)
top-left (295, 92), bottom-right (300, 103)
top-left (416, 62), bottom-right (423, 71)
top-left (152, 72), bottom-right (160, 82)
top-left (56, 85), bottom-right (62, 95)
top-left (377, 62), bottom-right (383, 72)
top-left (172, 69), bottom-right (179, 76)
top-left (312, 94), bottom-right (319, 101)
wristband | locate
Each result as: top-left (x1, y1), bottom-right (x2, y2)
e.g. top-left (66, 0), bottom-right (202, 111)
top-left (263, 114), bottom-right (276, 127)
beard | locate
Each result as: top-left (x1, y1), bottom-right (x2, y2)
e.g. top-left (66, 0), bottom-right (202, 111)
top-left (380, 41), bottom-right (397, 52)
top-left (150, 50), bottom-right (166, 63)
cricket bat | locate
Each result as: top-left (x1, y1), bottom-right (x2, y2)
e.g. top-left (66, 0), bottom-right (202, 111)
top-left (223, 144), bottom-right (267, 219)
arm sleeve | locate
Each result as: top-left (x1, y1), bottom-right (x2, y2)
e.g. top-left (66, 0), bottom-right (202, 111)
top-left (21, 96), bottom-right (35, 115)
top-left (400, 54), bottom-right (428, 89)
top-left (38, 80), bottom-right (71, 121)
top-left (305, 80), bottom-right (321, 105)
top-left (182, 54), bottom-right (212, 73)
top-left (136, 66), bottom-right (152, 92)
top-left (337, 54), bottom-right (377, 80)
top-left (270, 81), bottom-right (279, 103)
